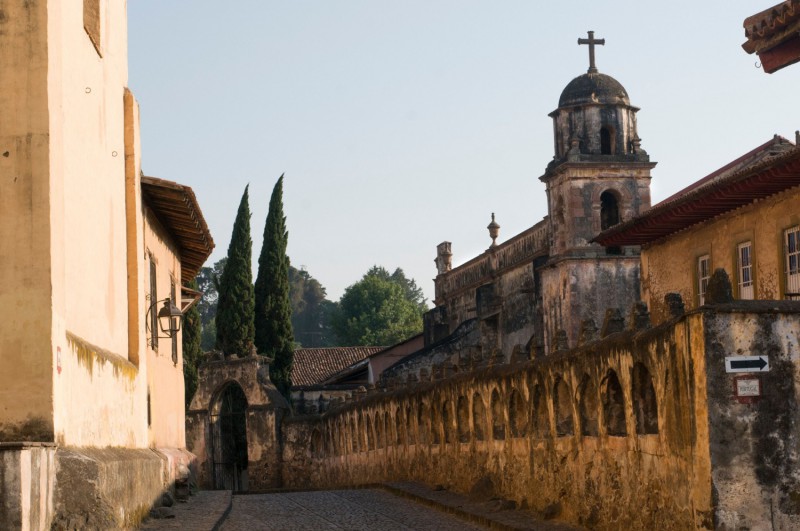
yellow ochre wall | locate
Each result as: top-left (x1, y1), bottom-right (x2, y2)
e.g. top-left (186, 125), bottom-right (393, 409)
top-left (144, 208), bottom-right (186, 449)
top-left (0, 0), bottom-right (55, 440)
top-left (0, 0), bottom-right (192, 449)
top-left (641, 186), bottom-right (800, 324)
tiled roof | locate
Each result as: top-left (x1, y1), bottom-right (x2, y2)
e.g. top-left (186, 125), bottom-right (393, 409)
top-left (141, 176), bottom-right (215, 283)
top-left (593, 137), bottom-right (800, 247)
top-left (291, 347), bottom-right (384, 387)
top-left (742, 1), bottom-right (800, 73)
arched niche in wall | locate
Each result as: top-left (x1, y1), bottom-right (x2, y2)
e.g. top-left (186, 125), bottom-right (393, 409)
top-left (632, 363), bottom-right (659, 435)
top-left (457, 395), bottom-right (470, 443)
top-left (532, 383), bottom-right (549, 438)
top-left (366, 414), bottom-right (375, 451)
top-left (417, 402), bottom-right (430, 445)
top-left (406, 405), bottom-right (415, 445)
top-left (395, 407), bottom-right (404, 445)
top-left (553, 376), bottom-right (574, 437)
top-left (600, 190), bottom-right (621, 230)
top-left (509, 388), bottom-right (528, 438)
top-left (491, 389), bottom-right (506, 440)
top-left (310, 428), bottom-right (323, 459)
top-left (442, 401), bottom-right (454, 444)
top-left (472, 393), bottom-right (487, 442)
top-left (602, 369), bottom-right (627, 437)
top-left (579, 374), bottom-right (599, 437)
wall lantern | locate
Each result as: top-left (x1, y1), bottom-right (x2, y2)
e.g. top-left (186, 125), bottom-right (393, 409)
top-left (147, 298), bottom-right (183, 338)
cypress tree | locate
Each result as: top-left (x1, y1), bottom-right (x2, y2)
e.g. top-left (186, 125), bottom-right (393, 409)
top-left (255, 175), bottom-right (294, 397)
top-left (182, 279), bottom-right (203, 407)
top-left (215, 186), bottom-right (255, 358)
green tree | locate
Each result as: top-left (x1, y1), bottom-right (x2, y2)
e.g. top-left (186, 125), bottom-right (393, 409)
top-left (215, 186), bottom-right (255, 357)
top-left (333, 267), bottom-right (424, 346)
top-left (254, 175), bottom-right (294, 397)
top-left (196, 258), bottom-right (226, 351)
top-left (289, 265), bottom-right (337, 347)
top-left (182, 279), bottom-right (203, 407)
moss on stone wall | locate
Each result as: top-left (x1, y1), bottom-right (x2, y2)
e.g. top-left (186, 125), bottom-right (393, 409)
top-left (65, 331), bottom-right (137, 381)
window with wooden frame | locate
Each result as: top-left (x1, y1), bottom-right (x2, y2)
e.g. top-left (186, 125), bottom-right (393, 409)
top-left (785, 226), bottom-right (800, 300)
top-left (170, 277), bottom-right (178, 364)
top-left (737, 241), bottom-right (754, 300)
top-left (149, 254), bottom-right (158, 351)
top-left (697, 255), bottom-right (710, 305)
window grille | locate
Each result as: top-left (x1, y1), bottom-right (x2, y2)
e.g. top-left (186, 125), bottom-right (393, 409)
top-left (786, 226), bottom-right (800, 300)
top-left (737, 242), bottom-right (754, 300)
top-left (697, 255), bottom-right (710, 305)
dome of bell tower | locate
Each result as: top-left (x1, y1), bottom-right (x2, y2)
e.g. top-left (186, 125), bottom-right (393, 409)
top-left (558, 72), bottom-right (630, 108)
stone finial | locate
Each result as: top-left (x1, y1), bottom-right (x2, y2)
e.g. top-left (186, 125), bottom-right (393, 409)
top-left (665, 293), bottom-right (685, 318)
top-left (488, 213), bottom-right (500, 248)
top-left (600, 308), bottom-right (625, 337)
top-left (629, 301), bottom-right (651, 331)
top-left (552, 330), bottom-right (569, 351)
top-left (432, 364), bottom-right (443, 381)
top-left (355, 386), bottom-right (367, 401)
top-left (578, 320), bottom-right (598, 345)
top-left (435, 241), bottom-right (453, 275)
top-left (490, 349), bottom-right (505, 365)
top-left (795, 130), bottom-right (799, 146)
top-left (705, 268), bottom-right (734, 304)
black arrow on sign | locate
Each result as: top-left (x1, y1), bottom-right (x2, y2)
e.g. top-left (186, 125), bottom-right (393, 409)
top-left (730, 357), bottom-right (768, 371)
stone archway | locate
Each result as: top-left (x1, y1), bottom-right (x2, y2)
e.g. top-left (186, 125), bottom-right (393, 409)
top-left (210, 382), bottom-right (249, 491)
top-left (186, 356), bottom-right (290, 491)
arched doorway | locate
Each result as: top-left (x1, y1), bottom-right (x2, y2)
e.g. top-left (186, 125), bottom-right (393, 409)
top-left (210, 382), bottom-right (249, 491)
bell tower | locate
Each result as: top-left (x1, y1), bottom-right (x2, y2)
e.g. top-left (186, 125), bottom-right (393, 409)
top-left (538, 32), bottom-right (656, 353)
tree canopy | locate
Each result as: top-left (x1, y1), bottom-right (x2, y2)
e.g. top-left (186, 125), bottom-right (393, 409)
top-left (254, 175), bottom-right (294, 397)
top-left (332, 266), bottom-right (426, 346)
top-left (289, 266), bottom-right (337, 348)
top-left (182, 279), bottom-right (203, 407)
top-left (215, 186), bottom-right (255, 357)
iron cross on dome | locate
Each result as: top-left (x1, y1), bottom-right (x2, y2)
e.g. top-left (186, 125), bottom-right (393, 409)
top-left (578, 31), bottom-right (605, 73)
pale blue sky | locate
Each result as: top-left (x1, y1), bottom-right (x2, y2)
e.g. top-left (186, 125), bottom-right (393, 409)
top-left (128, 1), bottom-right (800, 303)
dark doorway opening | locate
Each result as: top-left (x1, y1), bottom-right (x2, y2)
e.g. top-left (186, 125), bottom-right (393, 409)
top-left (210, 383), bottom-right (249, 491)
top-left (600, 191), bottom-right (620, 230)
top-left (600, 126), bottom-right (613, 154)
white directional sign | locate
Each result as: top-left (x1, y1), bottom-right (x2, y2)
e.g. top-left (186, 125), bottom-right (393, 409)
top-left (725, 356), bottom-right (769, 373)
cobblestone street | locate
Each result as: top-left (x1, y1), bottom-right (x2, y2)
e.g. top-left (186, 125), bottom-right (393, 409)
top-left (219, 489), bottom-right (487, 530)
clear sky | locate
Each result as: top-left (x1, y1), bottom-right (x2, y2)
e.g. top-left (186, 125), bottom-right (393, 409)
top-left (127, 1), bottom-right (800, 304)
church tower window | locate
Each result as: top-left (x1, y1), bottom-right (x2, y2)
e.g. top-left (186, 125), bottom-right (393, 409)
top-left (600, 126), bottom-right (614, 155)
top-left (600, 191), bottom-right (621, 230)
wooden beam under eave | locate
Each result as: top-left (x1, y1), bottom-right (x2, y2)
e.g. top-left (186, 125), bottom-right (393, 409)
top-left (758, 36), bottom-right (800, 73)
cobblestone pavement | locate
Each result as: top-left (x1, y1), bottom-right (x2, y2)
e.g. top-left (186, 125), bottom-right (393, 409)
top-left (219, 489), bottom-right (489, 530)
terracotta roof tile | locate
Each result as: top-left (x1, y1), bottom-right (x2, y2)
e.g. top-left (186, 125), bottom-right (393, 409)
top-left (593, 137), bottom-right (800, 247)
top-left (291, 347), bottom-right (384, 387)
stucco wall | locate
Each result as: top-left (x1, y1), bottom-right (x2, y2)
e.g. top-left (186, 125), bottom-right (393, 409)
top-left (0, 0), bottom-right (57, 441)
top-left (144, 207), bottom-right (186, 449)
top-left (281, 307), bottom-right (800, 529)
top-left (641, 186), bottom-right (800, 324)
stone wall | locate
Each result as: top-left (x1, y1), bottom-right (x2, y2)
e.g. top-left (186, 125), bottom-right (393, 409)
top-left (0, 443), bottom-right (55, 531)
top-left (281, 305), bottom-right (800, 530)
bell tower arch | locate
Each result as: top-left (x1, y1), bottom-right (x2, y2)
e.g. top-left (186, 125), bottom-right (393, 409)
top-left (538, 32), bottom-right (656, 352)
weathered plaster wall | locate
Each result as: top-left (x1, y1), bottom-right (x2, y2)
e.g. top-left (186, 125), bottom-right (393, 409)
top-left (187, 357), bottom-right (289, 491)
top-left (281, 308), bottom-right (800, 529)
top-left (144, 207), bottom-right (186, 449)
top-left (0, 0), bottom-right (56, 441)
top-left (703, 307), bottom-right (800, 529)
top-left (641, 186), bottom-right (800, 324)
top-left (0, 443), bottom-right (56, 531)
top-left (540, 257), bottom-right (640, 351)
top-left (285, 312), bottom-right (713, 529)
top-left (47, 1), bottom-right (149, 448)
